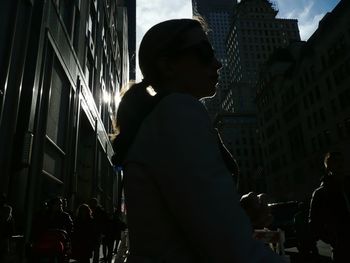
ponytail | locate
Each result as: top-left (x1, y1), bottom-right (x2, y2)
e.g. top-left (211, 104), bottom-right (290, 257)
top-left (112, 81), bottom-right (167, 167)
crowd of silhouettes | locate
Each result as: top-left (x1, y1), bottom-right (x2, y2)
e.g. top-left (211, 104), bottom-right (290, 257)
top-left (29, 196), bottom-right (126, 263)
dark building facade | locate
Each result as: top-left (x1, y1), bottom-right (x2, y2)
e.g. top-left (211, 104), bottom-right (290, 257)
top-left (224, 0), bottom-right (300, 113)
top-left (119, 0), bottom-right (136, 80)
top-left (256, 0), bottom-right (350, 201)
top-left (214, 113), bottom-right (265, 194)
top-left (212, 0), bottom-right (300, 197)
top-left (0, 0), bottom-right (132, 250)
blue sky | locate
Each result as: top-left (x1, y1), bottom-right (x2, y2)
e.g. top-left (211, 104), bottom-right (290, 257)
top-left (136, 0), bottom-right (341, 80)
top-left (275, 0), bottom-right (341, 40)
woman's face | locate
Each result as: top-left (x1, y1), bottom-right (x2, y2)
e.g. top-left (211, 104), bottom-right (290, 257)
top-left (167, 26), bottom-right (222, 99)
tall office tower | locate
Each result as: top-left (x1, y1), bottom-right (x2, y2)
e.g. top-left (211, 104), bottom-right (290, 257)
top-left (118, 0), bottom-right (136, 80)
top-left (192, 0), bottom-right (237, 120)
top-left (216, 0), bottom-right (300, 194)
top-left (125, 0), bottom-right (136, 80)
top-left (224, 0), bottom-right (300, 113)
top-left (117, 7), bottom-right (130, 89)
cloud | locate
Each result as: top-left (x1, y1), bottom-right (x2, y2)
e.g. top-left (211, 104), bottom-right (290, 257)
top-left (276, 0), bottom-right (340, 41)
top-left (298, 13), bottom-right (324, 41)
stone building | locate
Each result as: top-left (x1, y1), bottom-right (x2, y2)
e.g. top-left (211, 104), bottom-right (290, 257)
top-left (256, 0), bottom-right (350, 201)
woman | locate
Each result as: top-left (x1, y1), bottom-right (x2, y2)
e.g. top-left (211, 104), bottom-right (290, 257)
top-left (113, 18), bottom-right (283, 262)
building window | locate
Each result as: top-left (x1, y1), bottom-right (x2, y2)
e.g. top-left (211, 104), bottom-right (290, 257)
top-left (43, 58), bottom-right (71, 181)
top-left (59, 0), bottom-right (75, 36)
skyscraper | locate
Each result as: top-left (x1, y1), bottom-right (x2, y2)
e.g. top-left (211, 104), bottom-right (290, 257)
top-left (125, 0), bottom-right (136, 80)
top-left (192, 0), bottom-right (237, 119)
top-left (224, 0), bottom-right (300, 113)
top-left (118, 0), bottom-right (136, 80)
top-left (215, 0), bottom-right (300, 194)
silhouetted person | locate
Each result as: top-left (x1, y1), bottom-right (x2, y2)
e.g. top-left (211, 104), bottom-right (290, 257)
top-left (112, 18), bottom-right (284, 262)
top-left (294, 202), bottom-right (319, 261)
top-left (309, 152), bottom-right (350, 262)
top-left (102, 209), bottom-right (126, 263)
top-left (43, 197), bottom-right (73, 237)
top-left (111, 209), bottom-right (127, 254)
top-left (88, 198), bottom-right (107, 263)
top-left (30, 196), bottom-right (73, 261)
top-left (62, 197), bottom-right (73, 218)
top-left (71, 204), bottom-right (96, 263)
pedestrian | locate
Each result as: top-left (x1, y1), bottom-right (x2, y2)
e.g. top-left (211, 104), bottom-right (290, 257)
top-left (71, 204), bottom-right (96, 263)
top-left (102, 211), bottom-right (115, 263)
top-left (30, 196), bottom-right (73, 261)
top-left (112, 18), bottom-right (284, 262)
top-left (294, 202), bottom-right (319, 261)
top-left (111, 208), bottom-right (127, 255)
top-left (43, 196), bottom-right (74, 237)
top-left (62, 197), bottom-right (73, 218)
top-left (309, 151), bottom-right (350, 262)
top-left (88, 198), bottom-right (107, 263)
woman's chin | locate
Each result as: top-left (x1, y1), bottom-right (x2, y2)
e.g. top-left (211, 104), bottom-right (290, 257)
top-left (201, 88), bottom-right (217, 99)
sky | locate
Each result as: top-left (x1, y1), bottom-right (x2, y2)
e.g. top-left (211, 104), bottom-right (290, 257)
top-left (135, 0), bottom-right (341, 80)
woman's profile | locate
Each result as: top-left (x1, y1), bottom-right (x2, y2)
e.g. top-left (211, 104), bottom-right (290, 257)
top-left (113, 18), bottom-right (284, 262)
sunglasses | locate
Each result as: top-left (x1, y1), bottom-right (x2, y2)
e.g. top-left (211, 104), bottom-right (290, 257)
top-left (168, 41), bottom-right (216, 64)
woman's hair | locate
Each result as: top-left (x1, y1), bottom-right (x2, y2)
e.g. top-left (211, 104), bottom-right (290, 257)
top-left (112, 18), bottom-right (207, 166)
top-left (139, 18), bottom-right (207, 89)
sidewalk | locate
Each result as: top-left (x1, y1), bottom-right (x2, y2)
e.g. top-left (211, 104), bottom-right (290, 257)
top-left (70, 232), bottom-right (129, 263)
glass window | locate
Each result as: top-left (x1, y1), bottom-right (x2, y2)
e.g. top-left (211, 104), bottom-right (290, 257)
top-left (46, 59), bottom-right (70, 149)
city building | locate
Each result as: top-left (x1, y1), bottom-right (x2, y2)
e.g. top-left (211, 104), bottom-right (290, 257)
top-left (119, 0), bottom-right (136, 80)
top-left (213, 0), bottom-right (300, 196)
top-left (214, 113), bottom-right (265, 194)
top-left (192, 0), bottom-right (237, 119)
top-left (256, 0), bottom-right (350, 201)
top-left (225, 0), bottom-right (300, 113)
top-left (0, 0), bottom-right (133, 247)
